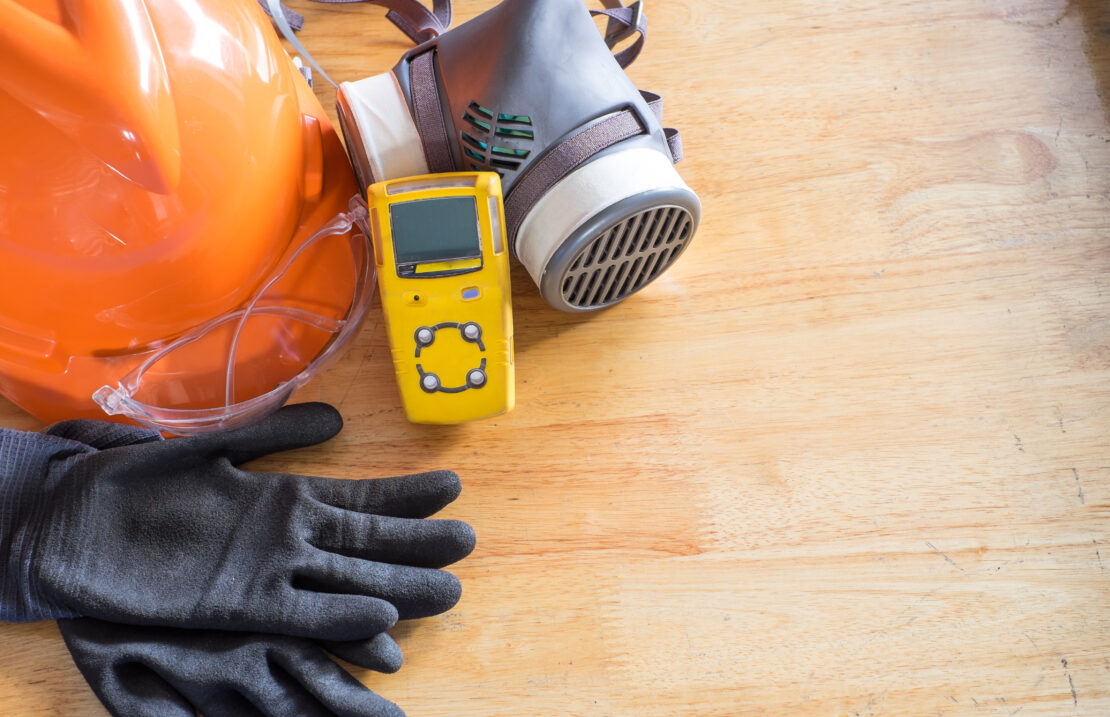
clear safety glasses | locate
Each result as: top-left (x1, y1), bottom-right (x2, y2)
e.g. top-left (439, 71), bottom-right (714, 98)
top-left (93, 199), bottom-right (375, 435)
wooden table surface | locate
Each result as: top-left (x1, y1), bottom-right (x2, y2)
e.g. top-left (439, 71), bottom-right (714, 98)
top-left (3, 0), bottom-right (1110, 714)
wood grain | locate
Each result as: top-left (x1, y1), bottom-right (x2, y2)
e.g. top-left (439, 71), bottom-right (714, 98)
top-left (3, 0), bottom-right (1110, 714)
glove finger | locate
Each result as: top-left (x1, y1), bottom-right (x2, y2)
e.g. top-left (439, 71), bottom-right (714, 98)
top-left (279, 590), bottom-right (400, 641)
top-left (196, 640), bottom-right (405, 717)
top-left (188, 402), bottom-right (344, 465)
top-left (296, 555), bottom-right (463, 620)
top-left (309, 508), bottom-right (476, 569)
top-left (44, 420), bottom-right (163, 449)
top-left (58, 619), bottom-right (196, 717)
top-left (61, 618), bottom-right (403, 717)
top-left (192, 691), bottom-right (268, 717)
top-left (94, 402), bottom-right (344, 469)
top-left (271, 642), bottom-right (406, 717)
top-left (322, 633), bottom-right (404, 674)
top-left (298, 469), bottom-right (462, 518)
top-left (192, 685), bottom-right (336, 717)
top-left (87, 663), bottom-right (196, 717)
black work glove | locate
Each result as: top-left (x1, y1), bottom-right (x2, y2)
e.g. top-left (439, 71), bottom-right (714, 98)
top-left (46, 411), bottom-right (474, 717)
top-left (58, 619), bottom-right (407, 717)
top-left (0, 403), bottom-right (475, 640)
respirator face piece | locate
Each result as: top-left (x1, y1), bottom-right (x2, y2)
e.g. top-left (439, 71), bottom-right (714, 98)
top-left (337, 0), bottom-right (700, 312)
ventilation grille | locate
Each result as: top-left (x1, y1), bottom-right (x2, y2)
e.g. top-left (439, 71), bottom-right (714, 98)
top-left (460, 101), bottom-right (533, 176)
top-left (561, 205), bottom-right (694, 309)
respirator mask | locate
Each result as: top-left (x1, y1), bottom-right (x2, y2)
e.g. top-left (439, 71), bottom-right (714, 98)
top-left (334, 0), bottom-right (701, 312)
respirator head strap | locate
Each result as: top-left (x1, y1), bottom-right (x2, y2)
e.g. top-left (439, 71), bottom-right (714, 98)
top-left (257, 0), bottom-right (304, 30)
top-left (367, 0), bottom-right (453, 43)
top-left (664, 127), bottom-right (683, 163)
top-left (639, 89), bottom-right (683, 163)
top-left (408, 49), bottom-right (455, 173)
top-left (504, 108), bottom-right (647, 255)
top-left (300, 0), bottom-right (452, 42)
top-left (590, 0), bottom-right (647, 69)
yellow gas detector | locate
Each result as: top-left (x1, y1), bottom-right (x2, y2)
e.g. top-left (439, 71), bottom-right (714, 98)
top-left (366, 172), bottom-right (514, 424)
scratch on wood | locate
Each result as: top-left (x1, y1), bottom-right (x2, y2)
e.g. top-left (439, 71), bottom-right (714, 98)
top-left (1095, 540), bottom-right (1105, 570)
top-left (1072, 468), bottom-right (1085, 504)
top-left (1013, 433), bottom-right (1024, 452)
top-left (1061, 659), bottom-right (1078, 705)
top-left (925, 541), bottom-right (965, 572)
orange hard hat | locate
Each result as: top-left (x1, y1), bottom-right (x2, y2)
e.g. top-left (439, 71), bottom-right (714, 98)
top-left (0, 0), bottom-right (369, 432)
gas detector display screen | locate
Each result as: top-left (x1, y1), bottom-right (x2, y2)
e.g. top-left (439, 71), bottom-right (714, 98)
top-left (390, 196), bottom-right (481, 266)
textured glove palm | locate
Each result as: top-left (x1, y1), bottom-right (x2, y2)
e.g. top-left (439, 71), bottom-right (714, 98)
top-left (0, 403), bottom-right (475, 639)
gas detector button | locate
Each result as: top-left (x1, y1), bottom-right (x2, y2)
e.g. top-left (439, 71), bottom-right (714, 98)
top-left (415, 327), bottom-right (434, 346)
top-left (462, 322), bottom-right (481, 341)
top-left (421, 373), bottom-right (440, 392)
top-left (467, 368), bottom-right (487, 388)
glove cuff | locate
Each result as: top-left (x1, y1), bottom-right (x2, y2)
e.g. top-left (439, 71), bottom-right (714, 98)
top-left (0, 429), bottom-right (88, 621)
